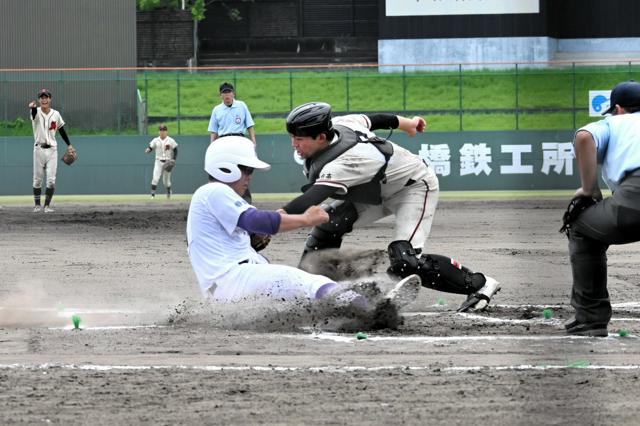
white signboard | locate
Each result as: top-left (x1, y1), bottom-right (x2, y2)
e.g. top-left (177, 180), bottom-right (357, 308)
top-left (589, 90), bottom-right (611, 117)
top-left (386, 0), bottom-right (539, 17)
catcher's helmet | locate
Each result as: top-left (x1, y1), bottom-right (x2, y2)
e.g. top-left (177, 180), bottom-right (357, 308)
top-left (205, 136), bottom-right (270, 183)
top-left (286, 102), bottom-right (333, 138)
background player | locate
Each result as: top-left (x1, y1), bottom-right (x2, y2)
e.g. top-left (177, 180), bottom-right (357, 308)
top-left (186, 136), bottom-right (421, 328)
top-left (283, 102), bottom-right (500, 312)
top-left (29, 89), bottom-right (73, 213)
top-left (145, 123), bottom-right (178, 199)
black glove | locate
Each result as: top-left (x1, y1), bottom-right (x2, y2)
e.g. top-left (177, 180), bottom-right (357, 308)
top-left (250, 233), bottom-right (271, 252)
top-left (559, 195), bottom-right (597, 235)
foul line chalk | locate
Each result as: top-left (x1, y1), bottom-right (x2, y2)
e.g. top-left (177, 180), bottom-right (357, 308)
top-left (0, 363), bottom-right (638, 373)
top-left (296, 332), bottom-right (635, 343)
top-left (47, 325), bottom-right (165, 331)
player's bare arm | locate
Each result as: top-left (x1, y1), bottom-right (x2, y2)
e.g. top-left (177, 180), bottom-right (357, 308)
top-left (397, 116), bottom-right (426, 136)
top-left (210, 132), bottom-right (219, 143)
top-left (367, 113), bottom-right (425, 136)
top-left (573, 130), bottom-right (602, 200)
top-left (278, 205), bottom-right (329, 232)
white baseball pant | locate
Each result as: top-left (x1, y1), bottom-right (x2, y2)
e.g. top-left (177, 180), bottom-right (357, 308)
top-left (33, 146), bottom-right (58, 188)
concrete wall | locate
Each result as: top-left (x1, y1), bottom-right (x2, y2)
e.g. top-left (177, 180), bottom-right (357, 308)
top-left (0, 0), bottom-right (137, 130)
top-left (378, 36), bottom-right (640, 70)
top-left (0, 130), bottom-right (584, 196)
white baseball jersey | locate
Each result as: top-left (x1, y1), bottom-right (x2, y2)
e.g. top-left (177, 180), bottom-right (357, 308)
top-left (148, 136), bottom-right (178, 160)
top-left (311, 114), bottom-right (440, 250)
top-left (187, 182), bottom-right (332, 301)
top-left (31, 107), bottom-right (65, 147)
top-left (317, 114), bottom-right (439, 197)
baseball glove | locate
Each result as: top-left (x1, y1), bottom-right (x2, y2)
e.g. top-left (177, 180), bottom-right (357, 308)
top-left (61, 145), bottom-right (78, 165)
top-left (559, 195), bottom-right (598, 235)
top-left (163, 159), bottom-right (176, 172)
top-left (250, 233), bottom-right (271, 252)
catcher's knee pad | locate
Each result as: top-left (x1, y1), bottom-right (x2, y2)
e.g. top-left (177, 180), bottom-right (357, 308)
top-left (417, 254), bottom-right (486, 295)
top-left (302, 201), bottom-right (358, 255)
top-left (387, 240), bottom-right (420, 277)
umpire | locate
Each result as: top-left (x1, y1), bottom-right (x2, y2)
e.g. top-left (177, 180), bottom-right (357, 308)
top-left (565, 80), bottom-right (640, 336)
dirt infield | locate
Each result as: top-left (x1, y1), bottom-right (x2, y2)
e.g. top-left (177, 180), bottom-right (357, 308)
top-left (1, 199), bottom-right (639, 425)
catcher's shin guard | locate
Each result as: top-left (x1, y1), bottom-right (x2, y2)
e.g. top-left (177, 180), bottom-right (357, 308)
top-left (388, 240), bottom-right (484, 295)
top-left (418, 254), bottom-right (485, 295)
top-left (299, 201), bottom-right (358, 264)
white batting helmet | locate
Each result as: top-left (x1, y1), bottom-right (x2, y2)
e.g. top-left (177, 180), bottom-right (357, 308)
top-left (205, 136), bottom-right (270, 183)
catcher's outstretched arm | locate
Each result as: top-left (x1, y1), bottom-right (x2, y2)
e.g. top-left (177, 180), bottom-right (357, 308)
top-left (282, 184), bottom-right (338, 214)
top-left (59, 126), bottom-right (71, 146)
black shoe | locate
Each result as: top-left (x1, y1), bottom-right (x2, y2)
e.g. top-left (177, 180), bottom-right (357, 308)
top-left (564, 316), bottom-right (578, 330)
top-left (566, 321), bottom-right (608, 337)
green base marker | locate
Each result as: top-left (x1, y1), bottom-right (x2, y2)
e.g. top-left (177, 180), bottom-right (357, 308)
top-left (355, 332), bottom-right (368, 340)
top-left (618, 329), bottom-right (629, 337)
top-left (71, 315), bottom-right (82, 330)
top-left (437, 298), bottom-right (447, 306)
top-left (542, 308), bottom-right (553, 319)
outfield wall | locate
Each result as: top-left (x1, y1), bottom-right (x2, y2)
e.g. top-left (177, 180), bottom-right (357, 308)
top-left (0, 130), bottom-right (582, 196)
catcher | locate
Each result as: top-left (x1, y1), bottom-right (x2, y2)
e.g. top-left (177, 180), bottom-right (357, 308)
top-left (29, 89), bottom-right (77, 213)
top-left (145, 123), bottom-right (178, 199)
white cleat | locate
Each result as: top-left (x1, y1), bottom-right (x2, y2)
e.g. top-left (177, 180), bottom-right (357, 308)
top-left (33, 206), bottom-right (42, 213)
top-left (384, 274), bottom-right (421, 311)
top-left (457, 276), bottom-right (501, 312)
top-left (43, 206), bottom-right (54, 213)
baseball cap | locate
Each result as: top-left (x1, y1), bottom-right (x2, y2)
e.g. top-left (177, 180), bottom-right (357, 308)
top-left (159, 124), bottom-right (168, 131)
top-left (603, 80), bottom-right (640, 115)
top-left (219, 82), bottom-right (234, 93)
top-left (38, 89), bottom-right (52, 98)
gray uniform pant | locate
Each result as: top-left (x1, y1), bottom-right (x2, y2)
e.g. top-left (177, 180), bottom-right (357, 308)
top-left (568, 170), bottom-right (640, 324)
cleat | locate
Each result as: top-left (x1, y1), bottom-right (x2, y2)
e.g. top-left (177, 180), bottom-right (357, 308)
top-left (33, 206), bottom-right (42, 213)
top-left (457, 276), bottom-right (501, 312)
top-left (384, 274), bottom-right (421, 311)
top-left (167, 190), bottom-right (172, 199)
top-left (566, 321), bottom-right (608, 337)
top-left (347, 280), bottom-right (382, 302)
top-left (43, 206), bottom-right (54, 213)
top-left (150, 194), bottom-right (156, 199)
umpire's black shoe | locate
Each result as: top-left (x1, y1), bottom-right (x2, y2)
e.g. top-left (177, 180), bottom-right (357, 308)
top-left (566, 321), bottom-right (608, 337)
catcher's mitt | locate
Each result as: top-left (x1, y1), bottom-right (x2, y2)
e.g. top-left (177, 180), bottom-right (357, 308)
top-left (61, 145), bottom-right (78, 165)
top-left (559, 195), bottom-right (597, 235)
top-left (163, 159), bottom-right (176, 172)
top-left (250, 233), bottom-right (271, 252)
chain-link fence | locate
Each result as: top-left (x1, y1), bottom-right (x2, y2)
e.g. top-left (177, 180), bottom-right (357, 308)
top-left (2, 61), bottom-right (639, 136)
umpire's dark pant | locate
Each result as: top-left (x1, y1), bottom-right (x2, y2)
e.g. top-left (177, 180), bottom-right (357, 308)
top-left (569, 170), bottom-right (640, 325)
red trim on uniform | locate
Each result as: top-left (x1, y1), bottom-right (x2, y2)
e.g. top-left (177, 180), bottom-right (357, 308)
top-left (408, 179), bottom-right (430, 243)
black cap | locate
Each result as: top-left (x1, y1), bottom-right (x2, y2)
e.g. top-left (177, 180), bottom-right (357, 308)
top-left (159, 124), bottom-right (168, 131)
top-left (219, 82), bottom-right (234, 93)
top-left (603, 80), bottom-right (640, 115)
top-left (38, 89), bottom-right (52, 98)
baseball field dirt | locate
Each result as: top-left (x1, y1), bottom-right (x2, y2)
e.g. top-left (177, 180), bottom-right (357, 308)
top-left (1, 198), bottom-right (639, 425)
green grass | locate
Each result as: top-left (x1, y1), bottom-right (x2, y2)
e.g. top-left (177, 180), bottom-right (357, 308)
top-left (0, 190), bottom-right (608, 206)
top-left (4, 64), bottom-right (639, 136)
